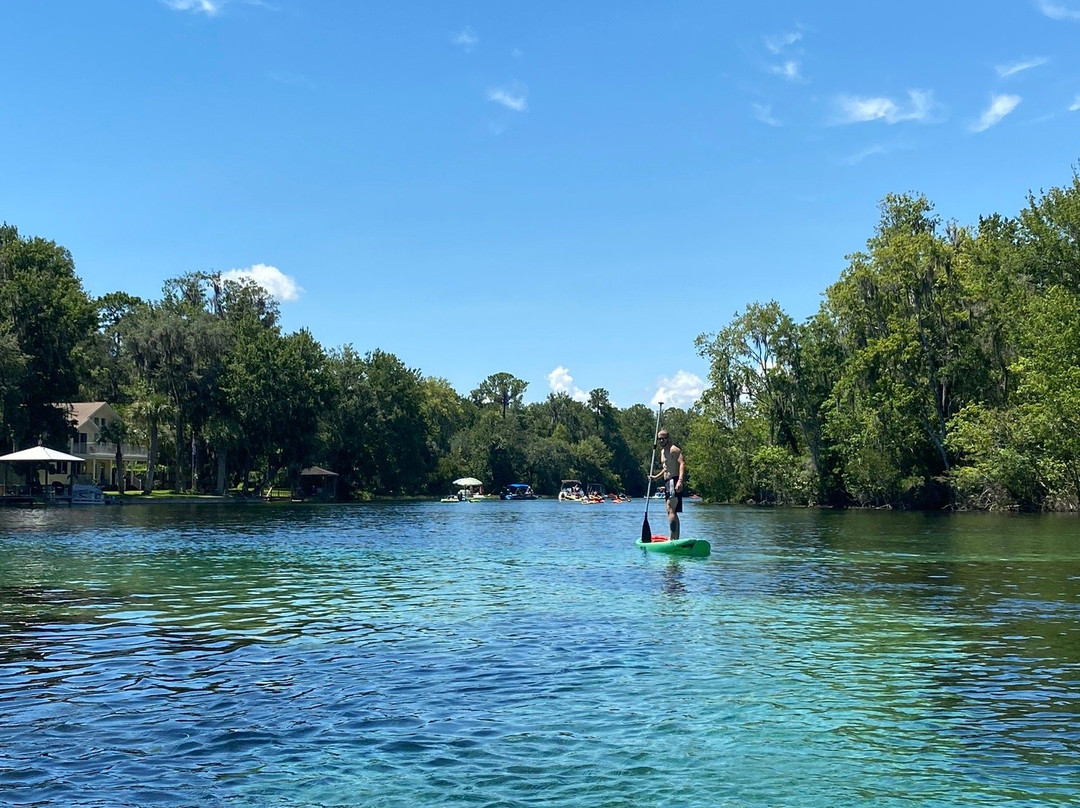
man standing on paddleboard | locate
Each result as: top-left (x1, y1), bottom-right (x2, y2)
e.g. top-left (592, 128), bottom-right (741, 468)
top-left (650, 430), bottom-right (685, 541)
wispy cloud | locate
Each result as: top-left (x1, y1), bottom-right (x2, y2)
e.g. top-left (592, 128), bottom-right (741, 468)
top-left (1035, 0), bottom-right (1080, 21)
top-left (162, 0), bottom-right (223, 14)
top-left (972, 94), bottom-right (1022, 132)
top-left (487, 82), bottom-right (528, 112)
top-left (844, 144), bottom-right (889, 165)
top-left (1069, 94), bottom-right (1080, 111)
top-left (996, 57), bottom-right (1048, 77)
top-left (652, 371), bottom-right (704, 409)
top-left (763, 27), bottom-right (804, 81)
top-left (221, 264), bottom-right (303, 302)
top-left (266, 70), bottom-right (316, 90)
top-left (764, 30), bottom-right (802, 55)
top-left (162, 0), bottom-right (270, 15)
top-left (841, 139), bottom-right (913, 166)
top-left (769, 60), bottom-right (802, 81)
top-left (548, 367), bottom-right (589, 403)
top-left (453, 26), bottom-right (479, 51)
top-left (752, 103), bottom-right (782, 127)
top-left (834, 89), bottom-right (938, 125)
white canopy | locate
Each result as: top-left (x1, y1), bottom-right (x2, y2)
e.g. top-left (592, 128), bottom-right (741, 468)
top-left (0, 446), bottom-right (83, 463)
top-left (453, 477), bottom-right (483, 487)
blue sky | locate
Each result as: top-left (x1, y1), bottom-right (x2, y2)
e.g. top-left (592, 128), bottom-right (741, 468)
top-left (3, 1), bottom-right (1079, 409)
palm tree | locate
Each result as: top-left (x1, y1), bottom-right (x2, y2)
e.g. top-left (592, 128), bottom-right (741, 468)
top-left (97, 419), bottom-right (129, 494)
top-left (127, 386), bottom-right (172, 493)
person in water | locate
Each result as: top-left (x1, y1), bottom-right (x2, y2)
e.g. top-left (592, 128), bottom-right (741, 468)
top-left (650, 429), bottom-right (685, 540)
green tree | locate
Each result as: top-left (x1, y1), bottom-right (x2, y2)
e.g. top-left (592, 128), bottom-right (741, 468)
top-left (616, 404), bottom-right (664, 497)
top-left (320, 346), bottom-right (377, 498)
top-left (97, 418), bottom-right (130, 494)
top-left (471, 372), bottom-right (528, 418)
top-left (420, 376), bottom-right (471, 492)
top-left (0, 224), bottom-right (97, 448)
top-left (569, 435), bottom-right (616, 491)
top-left (695, 301), bottom-right (804, 503)
top-left (126, 381), bottom-right (172, 493)
top-left (121, 276), bottom-right (229, 491)
top-left (0, 324), bottom-right (28, 450)
top-left (84, 291), bottom-right (143, 403)
top-left (220, 321), bottom-right (328, 496)
top-left (1018, 169), bottom-right (1080, 293)
top-left (822, 194), bottom-right (971, 506)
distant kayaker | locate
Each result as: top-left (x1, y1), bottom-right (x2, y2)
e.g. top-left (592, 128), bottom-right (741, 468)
top-left (650, 430), bottom-right (685, 541)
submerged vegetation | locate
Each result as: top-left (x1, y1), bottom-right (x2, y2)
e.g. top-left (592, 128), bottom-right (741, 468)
top-left (3, 169), bottom-right (1080, 510)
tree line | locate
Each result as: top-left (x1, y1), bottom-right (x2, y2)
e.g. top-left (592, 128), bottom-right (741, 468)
top-left (2, 168), bottom-right (1079, 509)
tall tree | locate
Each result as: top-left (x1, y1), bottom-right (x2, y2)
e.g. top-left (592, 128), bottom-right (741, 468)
top-left (420, 376), bottom-right (471, 492)
top-left (320, 346), bottom-right (377, 498)
top-left (126, 381), bottom-right (172, 493)
top-left (470, 372), bottom-right (528, 418)
top-left (121, 275), bottom-right (229, 490)
top-left (0, 224), bottom-right (96, 448)
top-left (369, 350), bottom-right (433, 493)
top-left (97, 418), bottom-right (130, 494)
top-left (823, 194), bottom-right (969, 506)
top-left (84, 291), bottom-right (143, 403)
top-left (0, 324), bottom-right (28, 451)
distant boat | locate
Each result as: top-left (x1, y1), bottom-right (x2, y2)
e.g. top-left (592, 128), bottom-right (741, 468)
top-left (500, 483), bottom-right (537, 500)
top-left (558, 480), bottom-right (583, 501)
top-left (581, 483), bottom-right (606, 504)
top-left (70, 482), bottom-right (107, 505)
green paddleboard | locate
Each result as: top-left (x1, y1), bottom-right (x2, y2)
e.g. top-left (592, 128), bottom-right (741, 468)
top-left (635, 536), bottom-right (711, 557)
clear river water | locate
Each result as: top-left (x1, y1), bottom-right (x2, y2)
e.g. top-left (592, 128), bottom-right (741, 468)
top-left (1, 500), bottom-right (1079, 807)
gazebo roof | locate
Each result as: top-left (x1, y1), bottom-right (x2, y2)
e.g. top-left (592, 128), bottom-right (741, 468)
top-left (0, 445), bottom-right (83, 463)
top-left (300, 466), bottom-right (338, 477)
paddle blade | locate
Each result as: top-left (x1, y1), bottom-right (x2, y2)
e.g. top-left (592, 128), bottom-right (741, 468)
top-left (641, 515), bottom-right (652, 543)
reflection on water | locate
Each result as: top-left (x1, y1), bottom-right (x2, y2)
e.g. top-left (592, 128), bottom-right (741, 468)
top-left (1, 503), bottom-right (1079, 806)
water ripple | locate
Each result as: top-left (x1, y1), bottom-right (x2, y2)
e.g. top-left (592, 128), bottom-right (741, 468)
top-left (2, 503), bottom-right (1079, 806)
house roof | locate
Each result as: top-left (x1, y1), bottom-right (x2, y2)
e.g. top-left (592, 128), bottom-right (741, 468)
top-left (63, 402), bottom-right (119, 429)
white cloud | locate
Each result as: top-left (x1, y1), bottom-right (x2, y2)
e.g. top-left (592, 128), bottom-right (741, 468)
top-left (762, 28), bottom-right (804, 81)
top-left (843, 143), bottom-right (889, 165)
top-left (834, 89), bottom-right (937, 125)
top-left (162, 0), bottom-right (223, 14)
top-left (1070, 95), bottom-right (1080, 111)
top-left (752, 103), bottom-right (781, 127)
top-left (972, 94), bottom-right (1021, 132)
top-left (1036, 0), bottom-right (1080, 21)
top-left (221, 264), bottom-right (303, 302)
top-left (453, 26), bottom-right (479, 51)
top-left (769, 60), bottom-right (802, 81)
top-left (995, 57), bottom-right (1048, 77)
top-left (652, 371), bottom-right (705, 409)
top-left (547, 367), bottom-right (589, 403)
top-left (764, 30), bottom-right (802, 55)
top-left (487, 83), bottom-right (528, 112)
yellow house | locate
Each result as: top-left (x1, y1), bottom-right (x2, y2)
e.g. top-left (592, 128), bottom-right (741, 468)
top-left (60, 402), bottom-right (149, 489)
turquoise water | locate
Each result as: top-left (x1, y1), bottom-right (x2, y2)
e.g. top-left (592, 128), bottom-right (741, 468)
top-left (1, 501), bottom-right (1079, 807)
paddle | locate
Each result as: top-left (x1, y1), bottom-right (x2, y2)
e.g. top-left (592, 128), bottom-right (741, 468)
top-left (641, 402), bottom-right (664, 543)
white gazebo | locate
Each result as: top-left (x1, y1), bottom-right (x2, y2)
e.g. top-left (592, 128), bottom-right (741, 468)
top-left (0, 445), bottom-right (103, 504)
